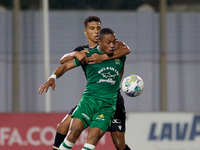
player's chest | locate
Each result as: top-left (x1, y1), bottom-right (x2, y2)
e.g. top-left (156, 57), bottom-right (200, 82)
top-left (93, 59), bottom-right (123, 71)
top-left (86, 59), bottom-right (123, 78)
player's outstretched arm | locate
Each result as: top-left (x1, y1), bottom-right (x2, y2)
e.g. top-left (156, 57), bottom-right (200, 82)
top-left (60, 52), bottom-right (76, 64)
top-left (60, 50), bottom-right (89, 64)
top-left (88, 41), bottom-right (130, 64)
top-left (38, 59), bottom-right (75, 94)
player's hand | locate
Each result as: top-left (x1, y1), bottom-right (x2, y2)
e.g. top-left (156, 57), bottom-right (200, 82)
top-left (38, 78), bottom-right (55, 94)
top-left (74, 50), bottom-right (90, 64)
top-left (88, 53), bottom-right (106, 64)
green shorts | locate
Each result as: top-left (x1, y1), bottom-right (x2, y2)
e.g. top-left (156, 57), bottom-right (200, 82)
top-left (71, 95), bottom-right (116, 132)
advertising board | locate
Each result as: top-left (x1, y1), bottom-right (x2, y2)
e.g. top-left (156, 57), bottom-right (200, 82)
top-left (0, 113), bottom-right (115, 150)
top-left (126, 113), bottom-right (200, 150)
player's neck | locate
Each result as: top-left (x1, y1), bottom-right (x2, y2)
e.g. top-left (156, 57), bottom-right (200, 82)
top-left (88, 42), bottom-right (98, 48)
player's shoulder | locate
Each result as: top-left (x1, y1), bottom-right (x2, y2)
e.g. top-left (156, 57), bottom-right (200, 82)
top-left (84, 47), bottom-right (100, 58)
top-left (73, 45), bottom-right (89, 52)
top-left (85, 48), bottom-right (98, 57)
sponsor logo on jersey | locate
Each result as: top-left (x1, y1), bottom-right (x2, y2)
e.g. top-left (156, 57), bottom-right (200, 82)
top-left (97, 78), bottom-right (116, 85)
top-left (101, 72), bottom-right (116, 78)
top-left (98, 67), bottom-right (119, 76)
top-left (97, 67), bottom-right (120, 85)
top-left (112, 119), bottom-right (122, 124)
top-left (96, 114), bottom-right (105, 121)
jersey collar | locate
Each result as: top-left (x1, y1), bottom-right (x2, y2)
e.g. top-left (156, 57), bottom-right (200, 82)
top-left (89, 44), bottom-right (98, 49)
top-left (96, 45), bottom-right (104, 54)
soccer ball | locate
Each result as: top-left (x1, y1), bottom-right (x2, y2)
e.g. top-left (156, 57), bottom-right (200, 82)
top-left (121, 74), bottom-right (144, 97)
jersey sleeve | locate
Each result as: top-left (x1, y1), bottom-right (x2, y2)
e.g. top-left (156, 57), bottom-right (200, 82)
top-left (73, 46), bottom-right (84, 52)
top-left (73, 49), bottom-right (94, 67)
top-left (73, 45), bottom-right (89, 52)
top-left (73, 58), bottom-right (81, 67)
top-left (120, 55), bottom-right (126, 64)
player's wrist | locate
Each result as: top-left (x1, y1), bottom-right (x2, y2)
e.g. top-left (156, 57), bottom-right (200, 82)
top-left (48, 74), bottom-right (57, 80)
top-left (104, 53), bottom-right (110, 60)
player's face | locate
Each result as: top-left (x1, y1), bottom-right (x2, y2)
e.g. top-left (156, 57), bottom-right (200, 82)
top-left (99, 34), bottom-right (116, 56)
top-left (84, 21), bottom-right (101, 44)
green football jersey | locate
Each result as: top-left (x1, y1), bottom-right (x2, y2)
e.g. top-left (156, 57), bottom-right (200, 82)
top-left (73, 46), bottom-right (126, 104)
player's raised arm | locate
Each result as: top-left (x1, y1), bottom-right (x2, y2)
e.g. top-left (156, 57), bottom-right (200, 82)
top-left (38, 59), bottom-right (76, 94)
top-left (114, 41), bottom-right (130, 58)
top-left (88, 41), bottom-right (130, 64)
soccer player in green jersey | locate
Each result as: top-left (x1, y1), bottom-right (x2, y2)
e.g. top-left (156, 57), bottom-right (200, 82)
top-left (38, 28), bottom-right (126, 150)
top-left (54, 16), bottom-right (131, 150)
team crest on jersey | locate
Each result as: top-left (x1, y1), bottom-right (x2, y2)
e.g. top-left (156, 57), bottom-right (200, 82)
top-left (115, 59), bottom-right (120, 65)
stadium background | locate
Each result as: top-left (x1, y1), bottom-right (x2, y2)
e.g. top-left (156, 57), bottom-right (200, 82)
top-left (0, 0), bottom-right (200, 149)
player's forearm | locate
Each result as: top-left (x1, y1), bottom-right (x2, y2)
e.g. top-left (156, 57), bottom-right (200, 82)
top-left (52, 60), bottom-right (75, 79)
top-left (52, 65), bottom-right (67, 79)
top-left (60, 52), bottom-right (75, 64)
top-left (104, 44), bottom-right (130, 61)
top-left (112, 47), bottom-right (130, 59)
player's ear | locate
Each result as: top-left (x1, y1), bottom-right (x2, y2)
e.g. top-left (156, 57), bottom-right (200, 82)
top-left (98, 39), bottom-right (101, 45)
top-left (84, 29), bottom-right (87, 35)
